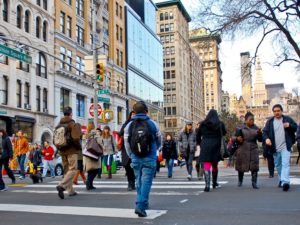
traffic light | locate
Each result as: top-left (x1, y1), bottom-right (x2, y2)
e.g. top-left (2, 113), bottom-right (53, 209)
top-left (96, 63), bottom-right (104, 84)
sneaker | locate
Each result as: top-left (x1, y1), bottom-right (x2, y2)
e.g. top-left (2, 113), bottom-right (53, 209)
top-left (187, 175), bottom-right (192, 181)
top-left (69, 192), bottom-right (78, 197)
top-left (56, 185), bottom-right (65, 199)
top-left (19, 176), bottom-right (25, 180)
top-left (282, 183), bottom-right (290, 192)
top-left (0, 187), bottom-right (8, 191)
top-left (135, 208), bottom-right (147, 217)
top-left (11, 179), bottom-right (16, 184)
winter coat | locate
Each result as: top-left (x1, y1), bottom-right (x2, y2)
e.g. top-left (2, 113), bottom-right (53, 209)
top-left (29, 148), bottom-right (42, 166)
top-left (197, 122), bottom-right (226, 163)
top-left (13, 136), bottom-right (29, 156)
top-left (162, 140), bottom-right (178, 160)
top-left (42, 146), bottom-right (55, 161)
top-left (100, 135), bottom-right (116, 156)
top-left (0, 136), bottom-right (13, 160)
top-left (119, 120), bottom-right (131, 166)
top-left (263, 115), bottom-right (297, 153)
top-left (57, 117), bottom-right (82, 156)
top-left (296, 124), bottom-right (300, 153)
top-left (83, 131), bottom-right (101, 172)
top-left (234, 124), bottom-right (262, 172)
top-left (178, 130), bottom-right (197, 157)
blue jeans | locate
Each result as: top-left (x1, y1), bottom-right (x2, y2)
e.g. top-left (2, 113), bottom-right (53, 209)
top-left (17, 154), bottom-right (26, 177)
top-left (166, 159), bottom-right (174, 177)
top-left (131, 157), bottom-right (156, 211)
top-left (42, 160), bottom-right (55, 177)
top-left (273, 149), bottom-right (291, 185)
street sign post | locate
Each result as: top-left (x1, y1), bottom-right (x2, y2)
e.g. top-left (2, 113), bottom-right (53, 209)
top-left (98, 89), bottom-right (110, 95)
top-left (89, 103), bottom-right (102, 117)
top-left (0, 44), bottom-right (32, 64)
top-left (98, 97), bottom-right (110, 103)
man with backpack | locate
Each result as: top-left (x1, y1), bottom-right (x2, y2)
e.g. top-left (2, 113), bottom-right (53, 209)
top-left (54, 106), bottom-right (82, 199)
top-left (124, 101), bottom-right (162, 218)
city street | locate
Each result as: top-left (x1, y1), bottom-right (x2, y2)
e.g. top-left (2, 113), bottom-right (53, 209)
top-left (0, 165), bottom-right (300, 225)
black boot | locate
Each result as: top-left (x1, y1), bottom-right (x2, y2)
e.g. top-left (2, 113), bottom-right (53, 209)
top-left (131, 180), bottom-right (136, 190)
top-left (238, 172), bottom-right (244, 187)
top-left (127, 181), bottom-right (133, 191)
top-left (251, 171), bottom-right (259, 189)
top-left (212, 171), bottom-right (220, 189)
top-left (204, 171), bottom-right (211, 192)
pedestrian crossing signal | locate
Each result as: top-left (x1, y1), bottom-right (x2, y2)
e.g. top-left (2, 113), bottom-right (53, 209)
top-left (96, 63), bottom-right (104, 84)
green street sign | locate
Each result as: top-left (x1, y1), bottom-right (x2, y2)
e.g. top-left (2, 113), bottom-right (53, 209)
top-left (0, 44), bottom-right (32, 64)
top-left (98, 89), bottom-right (110, 95)
top-left (98, 97), bottom-right (110, 103)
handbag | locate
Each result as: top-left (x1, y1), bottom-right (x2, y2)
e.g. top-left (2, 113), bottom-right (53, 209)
top-left (220, 124), bottom-right (230, 160)
top-left (86, 137), bottom-right (103, 157)
top-left (194, 145), bottom-right (201, 158)
top-left (158, 151), bottom-right (163, 162)
top-left (82, 147), bottom-right (99, 160)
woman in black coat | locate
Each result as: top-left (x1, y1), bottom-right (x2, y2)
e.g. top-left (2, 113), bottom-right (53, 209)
top-left (196, 109), bottom-right (226, 192)
top-left (0, 129), bottom-right (15, 191)
top-left (119, 111), bottom-right (136, 191)
top-left (162, 134), bottom-right (177, 178)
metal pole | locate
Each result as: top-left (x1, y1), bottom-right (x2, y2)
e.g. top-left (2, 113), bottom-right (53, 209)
top-left (92, 0), bottom-right (98, 128)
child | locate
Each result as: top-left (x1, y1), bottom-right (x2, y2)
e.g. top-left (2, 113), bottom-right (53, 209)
top-left (29, 143), bottom-right (43, 183)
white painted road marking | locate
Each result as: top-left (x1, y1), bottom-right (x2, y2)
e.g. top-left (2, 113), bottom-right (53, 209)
top-left (0, 204), bottom-right (167, 220)
top-left (180, 199), bottom-right (188, 203)
top-left (290, 178), bottom-right (300, 185)
top-left (48, 181), bottom-right (228, 185)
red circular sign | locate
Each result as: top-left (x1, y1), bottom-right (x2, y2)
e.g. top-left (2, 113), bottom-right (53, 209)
top-left (89, 103), bottom-right (102, 117)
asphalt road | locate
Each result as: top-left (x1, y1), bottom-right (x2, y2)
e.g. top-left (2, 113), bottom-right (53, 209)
top-left (0, 166), bottom-right (300, 225)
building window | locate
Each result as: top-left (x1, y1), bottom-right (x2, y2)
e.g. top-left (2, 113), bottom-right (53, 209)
top-left (171, 70), bottom-right (175, 78)
top-left (67, 16), bottom-right (71, 37)
top-left (76, 56), bottom-right (85, 76)
top-left (90, 34), bottom-right (93, 45)
top-left (24, 82), bottom-right (30, 105)
top-left (2, 76), bottom-right (8, 105)
top-left (172, 94), bottom-right (176, 103)
top-left (36, 52), bottom-right (47, 78)
top-left (170, 23), bottom-right (174, 31)
top-left (171, 46), bottom-right (175, 54)
top-left (16, 5), bottom-right (22, 28)
top-left (60, 88), bottom-right (70, 112)
top-left (171, 58), bottom-right (175, 66)
top-left (16, 80), bottom-right (21, 108)
top-left (36, 0), bottom-right (41, 6)
top-left (36, 17), bottom-right (41, 38)
top-left (42, 21), bottom-right (47, 41)
top-left (60, 47), bottom-right (66, 69)
top-left (43, 0), bottom-right (47, 10)
top-left (119, 6), bottom-right (122, 19)
top-left (171, 82), bottom-right (176, 90)
top-left (160, 36), bottom-right (165, 43)
top-left (116, 24), bottom-right (119, 40)
top-left (76, 0), bottom-right (84, 17)
top-left (120, 27), bottom-right (123, 43)
top-left (170, 34), bottom-right (174, 42)
top-left (160, 12), bottom-right (164, 20)
top-left (165, 35), bottom-right (170, 43)
top-left (165, 59), bottom-right (170, 67)
top-left (67, 0), bottom-right (72, 5)
top-left (76, 94), bottom-right (85, 117)
top-left (60, 11), bottom-right (65, 33)
top-left (120, 51), bottom-right (123, 67)
top-left (116, 49), bottom-right (119, 65)
top-left (3, 0), bottom-right (8, 22)
top-left (76, 25), bottom-right (84, 46)
top-left (172, 107), bottom-right (176, 115)
top-left (165, 12), bottom-right (169, 20)
top-left (165, 24), bottom-right (169, 32)
top-left (43, 88), bottom-right (48, 110)
top-left (160, 24), bottom-right (164, 32)
top-left (66, 50), bottom-right (72, 71)
top-left (36, 86), bottom-right (41, 111)
top-left (117, 106), bottom-right (123, 125)
top-left (169, 12), bottom-right (174, 19)
top-left (17, 48), bottom-right (30, 72)
top-left (0, 40), bottom-right (8, 65)
top-left (24, 10), bottom-right (30, 33)
top-left (116, 2), bottom-right (118, 16)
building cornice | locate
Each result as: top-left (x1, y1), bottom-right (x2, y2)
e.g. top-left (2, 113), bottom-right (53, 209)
top-left (55, 69), bottom-right (94, 87)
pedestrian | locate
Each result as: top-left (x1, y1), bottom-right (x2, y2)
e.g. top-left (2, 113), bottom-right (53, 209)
top-left (119, 111), bottom-right (136, 191)
top-left (0, 129), bottom-right (15, 191)
top-left (29, 143), bottom-right (43, 183)
top-left (13, 130), bottom-right (29, 180)
top-left (195, 122), bottom-right (204, 180)
top-left (73, 140), bottom-right (86, 185)
top-left (296, 123), bottom-right (300, 164)
top-left (234, 112), bottom-right (262, 189)
top-left (196, 109), bottom-right (226, 192)
top-left (83, 122), bottom-right (101, 190)
top-left (263, 142), bottom-right (275, 178)
top-left (162, 134), bottom-right (177, 178)
top-left (263, 104), bottom-right (297, 191)
top-left (100, 125), bottom-right (116, 179)
top-left (55, 106), bottom-right (82, 199)
top-left (42, 141), bottom-right (55, 178)
top-left (178, 121), bottom-right (197, 181)
top-left (124, 101), bottom-right (162, 217)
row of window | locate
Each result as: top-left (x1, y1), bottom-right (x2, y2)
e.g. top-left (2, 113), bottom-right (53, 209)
top-left (163, 70), bottom-right (176, 79)
top-left (115, 2), bottom-right (123, 19)
top-left (164, 82), bottom-right (176, 91)
top-left (160, 34), bottom-right (175, 43)
top-left (164, 94), bottom-right (176, 103)
top-left (163, 46), bottom-right (175, 55)
top-left (165, 119), bottom-right (177, 128)
top-left (160, 23), bottom-right (174, 33)
top-left (63, 0), bottom-right (84, 17)
top-left (116, 49), bottom-right (124, 67)
top-left (159, 12), bottom-right (174, 21)
top-left (60, 88), bottom-right (85, 118)
top-left (36, 0), bottom-right (48, 10)
top-left (163, 58), bottom-right (175, 67)
top-left (164, 107), bottom-right (177, 116)
top-left (60, 47), bottom-right (85, 76)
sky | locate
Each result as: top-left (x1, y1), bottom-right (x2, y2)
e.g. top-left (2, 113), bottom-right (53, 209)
top-left (153, 0), bottom-right (300, 96)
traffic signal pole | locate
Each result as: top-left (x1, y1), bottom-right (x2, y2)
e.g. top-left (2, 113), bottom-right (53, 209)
top-left (92, 0), bottom-right (98, 128)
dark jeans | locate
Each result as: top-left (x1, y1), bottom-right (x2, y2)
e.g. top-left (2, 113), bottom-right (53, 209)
top-left (184, 151), bottom-right (194, 175)
top-left (124, 159), bottom-right (135, 183)
top-left (17, 154), bottom-right (26, 177)
top-left (0, 158), bottom-right (15, 189)
top-left (87, 169), bottom-right (98, 188)
top-left (267, 154), bottom-right (275, 176)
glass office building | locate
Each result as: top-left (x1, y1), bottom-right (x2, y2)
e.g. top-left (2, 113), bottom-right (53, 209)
top-left (125, 0), bottom-right (164, 127)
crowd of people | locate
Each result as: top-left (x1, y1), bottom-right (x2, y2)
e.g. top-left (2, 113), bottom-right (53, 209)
top-left (0, 102), bottom-right (300, 218)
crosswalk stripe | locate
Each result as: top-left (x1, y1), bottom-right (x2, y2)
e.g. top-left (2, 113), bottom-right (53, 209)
top-left (0, 204), bottom-right (167, 219)
top-left (48, 181), bottom-right (228, 185)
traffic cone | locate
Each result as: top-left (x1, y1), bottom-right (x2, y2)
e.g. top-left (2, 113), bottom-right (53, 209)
top-left (2, 169), bottom-right (7, 176)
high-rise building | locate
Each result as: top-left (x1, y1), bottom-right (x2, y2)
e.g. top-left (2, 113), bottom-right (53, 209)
top-left (0, 0), bottom-right (55, 142)
top-left (266, 83), bottom-right (285, 101)
top-left (253, 58), bottom-right (267, 106)
top-left (190, 28), bottom-right (222, 113)
top-left (156, 0), bottom-right (194, 134)
top-left (125, 0), bottom-right (164, 128)
top-left (240, 52), bottom-right (252, 106)
top-left (221, 91), bottom-right (230, 112)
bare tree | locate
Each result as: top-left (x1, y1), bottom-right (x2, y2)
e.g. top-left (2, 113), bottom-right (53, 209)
top-left (193, 0), bottom-right (300, 67)
top-left (292, 87), bottom-right (300, 121)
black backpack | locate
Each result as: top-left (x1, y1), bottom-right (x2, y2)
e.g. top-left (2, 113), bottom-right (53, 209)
top-left (128, 118), bottom-right (154, 157)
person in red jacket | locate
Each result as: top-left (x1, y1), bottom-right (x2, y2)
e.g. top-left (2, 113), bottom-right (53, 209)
top-left (42, 141), bottom-right (55, 178)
